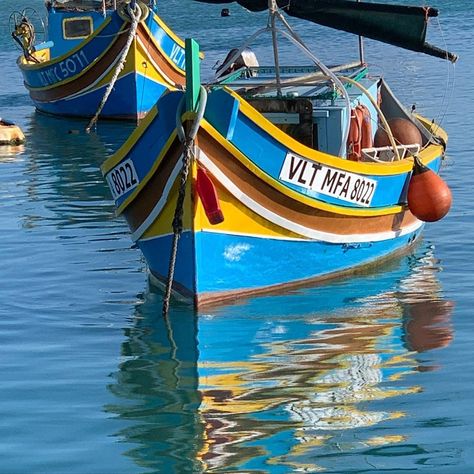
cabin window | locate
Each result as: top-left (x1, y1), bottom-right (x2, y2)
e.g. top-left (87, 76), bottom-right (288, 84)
top-left (63, 17), bottom-right (93, 40)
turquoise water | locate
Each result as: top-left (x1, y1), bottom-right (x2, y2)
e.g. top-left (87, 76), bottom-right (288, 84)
top-left (1, 1), bottom-right (473, 472)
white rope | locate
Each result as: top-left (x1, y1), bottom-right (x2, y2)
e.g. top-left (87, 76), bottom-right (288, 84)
top-left (86, 3), bottom-right (142, 133)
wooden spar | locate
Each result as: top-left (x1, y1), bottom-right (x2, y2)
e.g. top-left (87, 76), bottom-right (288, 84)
top-left (185, 38), bottom-right (201, 112)
top-left (233, 61), bottom-right (363, 94)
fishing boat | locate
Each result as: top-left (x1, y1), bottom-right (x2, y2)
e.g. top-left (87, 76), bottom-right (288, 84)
top-left (102, 0), bottom-right (456, 309)
top-left (9, 0), bottom-right (190, 121)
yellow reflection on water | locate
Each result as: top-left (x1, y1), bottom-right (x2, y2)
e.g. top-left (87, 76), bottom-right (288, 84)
top-left (107, 249), bottom-right (453, 473)
top-left (197, 252), bottom-right (453, 472)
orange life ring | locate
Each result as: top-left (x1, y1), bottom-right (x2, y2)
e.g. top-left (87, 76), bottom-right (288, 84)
top-left (347, 104), bottom-right (373, 161)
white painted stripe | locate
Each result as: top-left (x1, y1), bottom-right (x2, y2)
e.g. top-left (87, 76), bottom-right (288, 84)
top-left (131, 156), bottom-right (183, 242)
top-left (198, 150), bottom-right (423, 244)
top-left (64, 70), bottom-right (131, 102)
top-left (45, 49), bottom-right (127, 103)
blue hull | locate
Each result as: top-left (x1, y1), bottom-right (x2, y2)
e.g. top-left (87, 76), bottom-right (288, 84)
top-left (33, 73), bottom-right (168, 119)
top-left (140, 227), bottom-right (423, 300)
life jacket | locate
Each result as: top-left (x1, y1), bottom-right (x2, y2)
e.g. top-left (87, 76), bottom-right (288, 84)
top-left (347, 104), bottom-right (373, 161)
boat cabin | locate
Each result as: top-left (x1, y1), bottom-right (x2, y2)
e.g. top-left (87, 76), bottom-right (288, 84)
top-left (218, 63), bottom-right (431, 162)
top-left (16, 1), bottom-right (154, 62)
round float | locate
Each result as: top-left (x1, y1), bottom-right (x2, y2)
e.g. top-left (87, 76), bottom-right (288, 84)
top-left (0, 119), bottom-right (25, 145)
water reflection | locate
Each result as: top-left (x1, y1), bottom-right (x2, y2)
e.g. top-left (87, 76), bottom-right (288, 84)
top-left (0, 143), bottom-right (25, 160)
top-left (20, 113), bottom-right (133, 229)
top-left (106, 246), bottom-right (453, 473)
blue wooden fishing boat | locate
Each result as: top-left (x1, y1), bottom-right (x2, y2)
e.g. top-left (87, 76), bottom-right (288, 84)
top-left (102, 0), bottom-right (456, 309)
top-left (9, 0), bottom-right (190, 120)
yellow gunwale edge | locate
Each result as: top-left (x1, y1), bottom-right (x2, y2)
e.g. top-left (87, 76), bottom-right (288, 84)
top-left (151, 11), bottom-right (204, 60)
top-left (138, 21), bottom-right (184, 75)
top-left (23, 23), bottom-right (130, 91)
top-left (116, 130), bottom-right (179, 215)
top-left (225, 87), bottom-right (445, 175)
top-left (19, 16), bottom-right (114, 71)
top-left (141, 14), bottom-right (204, 76)
top-left (101, 105), bottom-right (159, 174)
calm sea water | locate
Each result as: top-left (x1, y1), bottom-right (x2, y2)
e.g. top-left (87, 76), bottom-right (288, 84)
top-left (1, 1), bottom-right (474, 472)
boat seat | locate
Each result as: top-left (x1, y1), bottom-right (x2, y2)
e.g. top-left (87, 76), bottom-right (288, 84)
top-left (361, 143), bottom-right (420, 162)
top-left (246, 97), bottom-right (314, 148)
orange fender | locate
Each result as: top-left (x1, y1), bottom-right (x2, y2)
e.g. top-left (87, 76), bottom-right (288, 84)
top-left (196, 167), bottom-right (224, 225)
top-left (407, 157), bottom-right (452, 222)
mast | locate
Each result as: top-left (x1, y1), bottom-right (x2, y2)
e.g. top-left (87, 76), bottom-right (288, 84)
top-left (269, 0), bottom-right (282, 97)
top-left (357, 0), bottom-right (365, 64)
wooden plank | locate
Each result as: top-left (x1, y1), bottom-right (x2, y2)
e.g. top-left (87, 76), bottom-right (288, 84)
top-left (185, 38), bottom-right (201, 112)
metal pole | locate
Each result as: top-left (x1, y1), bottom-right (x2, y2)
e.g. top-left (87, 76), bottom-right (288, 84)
top-left (357, 0), bottom-right (365, 64)
top-left (269, 0), bottom-right (282, 97)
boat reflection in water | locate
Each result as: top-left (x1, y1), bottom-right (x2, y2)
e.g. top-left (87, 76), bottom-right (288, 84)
top-left (106, 245), bottom-right (453, 472)
top-left (19, 113), bottom-right (133, 228)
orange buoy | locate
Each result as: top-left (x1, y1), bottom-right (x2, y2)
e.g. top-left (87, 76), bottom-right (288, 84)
top-left (196, 167), bottom-right (224, 225)
top-left (374, 117), bottom-right (422, 147)
top-left (0, 119), bottom-right (25, 145)
top-left (407, 157), bottom-right (452, 222)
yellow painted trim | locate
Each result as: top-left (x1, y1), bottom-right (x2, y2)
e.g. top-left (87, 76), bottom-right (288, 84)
top-left (102, 105), bottom-right (159, 174)
top-left (417, 114), bottom-right (449, 143)
top-left (20, 17), bottom-right (114, 71)
top-left (225, 87), bottom-right (445, 175)
top-left (62, 16), bottom-right (94, 40)
top-left (139, 21), bottom-right (184, 75)
top-left (200, 119), bottom-right (405, 217)
top-left (141, 15), bottom-right (204, 77)
top-left (152, 11), bottom-right (205, 60)
top-left (135, 38), bottom-right (177, 88)
top-left (194, 175), bottom-right (303, 239)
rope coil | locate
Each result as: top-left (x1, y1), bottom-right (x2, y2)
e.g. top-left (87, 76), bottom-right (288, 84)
top-left (162, 87), bottom-right (208, 317)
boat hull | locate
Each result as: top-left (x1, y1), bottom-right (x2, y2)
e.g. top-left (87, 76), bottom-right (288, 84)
top-left (102, 88), bottom-right (447, 307)
top-left (141, 227), bottom-right (423, 306)
top-left (18, 8), bottom-right (186, 119)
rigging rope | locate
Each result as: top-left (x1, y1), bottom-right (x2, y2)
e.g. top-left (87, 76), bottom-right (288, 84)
top-left (162, 87), bottom-right (208, 318)
top-left (86, 2), bottom-right (142, 133)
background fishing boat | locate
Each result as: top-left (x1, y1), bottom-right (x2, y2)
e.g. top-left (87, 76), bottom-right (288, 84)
top-left (9, 0), bottom-right (190, 120)
top-left (102, 0), bottom-right (455, 309)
